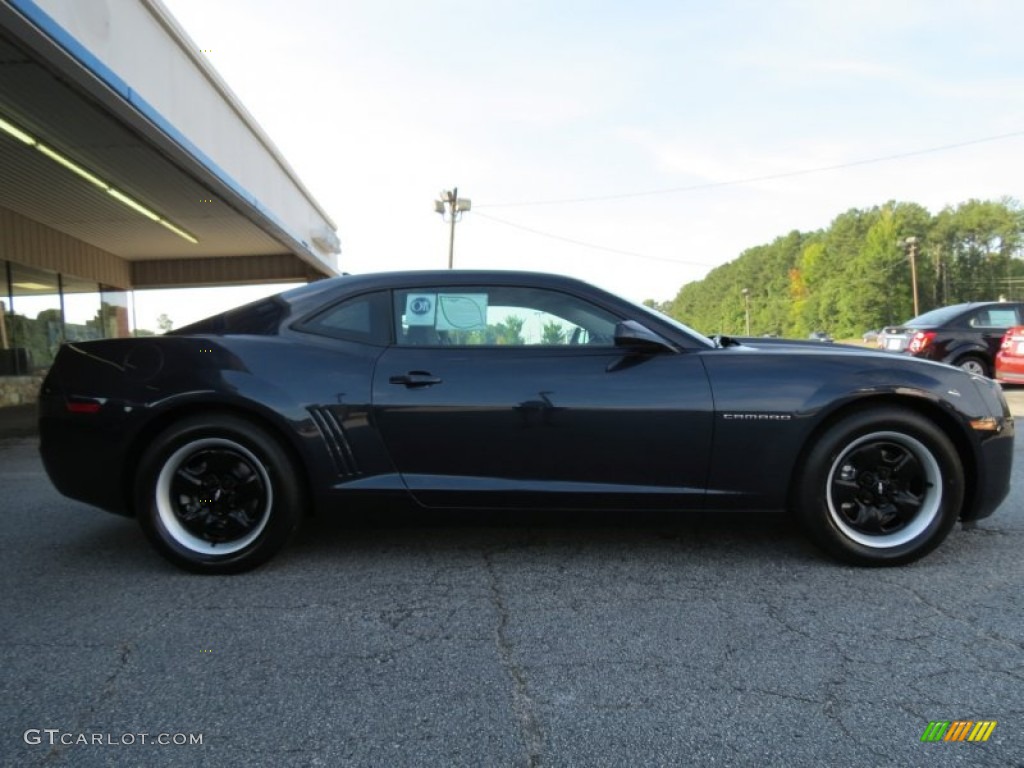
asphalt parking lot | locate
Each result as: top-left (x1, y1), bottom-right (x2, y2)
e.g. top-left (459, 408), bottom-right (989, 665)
top-left (1, 393), bottom-right (1023, 767)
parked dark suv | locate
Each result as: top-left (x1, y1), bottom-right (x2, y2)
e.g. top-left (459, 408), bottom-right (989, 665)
top-left (884, 301), bottom-right (1024, 376)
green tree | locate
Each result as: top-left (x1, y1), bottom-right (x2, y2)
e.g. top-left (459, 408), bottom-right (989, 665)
top-left (837, 205), bottom-right (903, 329)
top-left (659, 198), bottom-right (1024, 340)
top-left (541, 320), bottom-right (566, 345)
top-left (642, 298), bottom-right (672, 314)
top-left (933, 198), bottom-right (1023, 303)
top-left (490, 315), bottom-right (525, 345)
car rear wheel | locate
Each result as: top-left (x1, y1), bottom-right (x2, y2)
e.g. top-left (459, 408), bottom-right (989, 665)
top-left (953, 354), bottom-right (989, 377)
top-left (793, 408), bottom-right (963, 566)
top-left (136, 414), bottom-right (303, 573)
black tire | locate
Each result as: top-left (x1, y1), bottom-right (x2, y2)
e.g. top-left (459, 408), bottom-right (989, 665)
top-left (793, 407), bottom-right (963, 566)
top-left (953, 354), bottom-right (989, 378)
top-left (136, 414), bottom-right (304, 573)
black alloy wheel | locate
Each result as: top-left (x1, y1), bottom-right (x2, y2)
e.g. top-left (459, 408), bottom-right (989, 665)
top-left (137, 414), bottom-right (303, 573)
top-left (793, 407), bottom-right (964, 566)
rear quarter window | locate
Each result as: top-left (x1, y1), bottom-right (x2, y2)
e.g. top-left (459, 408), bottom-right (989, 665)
top-left (293, 291), bottom-right (391, 345)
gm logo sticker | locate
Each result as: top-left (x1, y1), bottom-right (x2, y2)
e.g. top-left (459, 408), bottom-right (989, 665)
top-left (410, 296), bottom-right (432, 315)
top-left (405, 294), bottom-right (436, 325)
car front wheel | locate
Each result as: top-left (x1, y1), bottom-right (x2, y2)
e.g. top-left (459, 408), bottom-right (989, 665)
top-left (793, 408), bottom-right (963, 566)
top-left (953, 354), bottom-right (989, 377)
top-left (136, 414), bottom-right (304, 573)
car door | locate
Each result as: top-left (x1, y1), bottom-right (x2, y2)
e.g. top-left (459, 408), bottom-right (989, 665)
top-left (371, 284), bottom-right (714, 509)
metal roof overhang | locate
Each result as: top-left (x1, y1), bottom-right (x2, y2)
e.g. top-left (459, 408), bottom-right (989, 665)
top-left (0, 1), bottom-right (337, 288)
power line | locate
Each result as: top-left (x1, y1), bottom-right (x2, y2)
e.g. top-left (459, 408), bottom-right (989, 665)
top-left (473, 211), bottom-right (719, 267)
top-left (478, 130), bottom-right (1024, 209)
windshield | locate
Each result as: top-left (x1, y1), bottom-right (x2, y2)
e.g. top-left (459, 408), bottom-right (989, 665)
top-left (628, 300), bottom-right (717, 348)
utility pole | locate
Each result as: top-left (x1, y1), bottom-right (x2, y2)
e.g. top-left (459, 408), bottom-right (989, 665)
top-left (904, 236), bottom-right (920, 317)
top-left (434, 187), bottom-right (471, 269)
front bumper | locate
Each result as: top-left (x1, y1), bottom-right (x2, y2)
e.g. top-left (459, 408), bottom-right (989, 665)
top-left (961, 376), bottom-right (1015, 521)
top-left (966, 423), bottom-right (1015, 520)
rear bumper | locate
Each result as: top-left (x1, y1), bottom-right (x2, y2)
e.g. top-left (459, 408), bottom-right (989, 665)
top-left (38, 395), bottom-right (133, 516)
top-left (995, 354), bottom-right (1024, 383)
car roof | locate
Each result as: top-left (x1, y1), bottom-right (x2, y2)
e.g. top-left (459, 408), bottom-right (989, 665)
top-left (903, 300), bottom-right (1022, 326)
top-left (279, 269), bottom-right (613, 305)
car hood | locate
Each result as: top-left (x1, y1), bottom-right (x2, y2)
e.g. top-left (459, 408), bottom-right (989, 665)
top-left (731, 337), bottom-right (856, 351)
top-left (725, 338), bottom-right (942, 366)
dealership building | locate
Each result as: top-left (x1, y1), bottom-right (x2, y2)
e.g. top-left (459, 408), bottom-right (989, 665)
top-left (0, 0), bottom-right (340, 407)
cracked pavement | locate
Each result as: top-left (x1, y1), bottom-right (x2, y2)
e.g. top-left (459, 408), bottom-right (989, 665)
top-left (1, 393), bottom-right (1022, 767)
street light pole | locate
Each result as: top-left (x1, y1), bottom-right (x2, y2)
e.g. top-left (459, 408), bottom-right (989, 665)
top-left (447, 191), bottom-right (457, 269)
top-left (434, 187), bottom-right (471, 269)
top-left (904, 236), bottom-right (920, 317)
top-left (741, 288), bottom-right (750, 336)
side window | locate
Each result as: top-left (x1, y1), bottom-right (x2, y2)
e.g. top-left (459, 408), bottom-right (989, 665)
top-left (294, 291), bottom-right (390, 345)
top-left (970, 307), bottom-right (1020, 328)
top-left (986, 307), bottom-right (1020, 328)
top-left (392, 286), bottom-right (619, 347)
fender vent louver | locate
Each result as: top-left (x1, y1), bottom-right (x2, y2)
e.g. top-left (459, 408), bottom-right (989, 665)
top-left (308, 406), bottom-right (360, 477)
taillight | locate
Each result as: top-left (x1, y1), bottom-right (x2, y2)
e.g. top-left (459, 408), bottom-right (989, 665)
top-left (908, 331), bottom-right (935, 353)
top-left (1001, 327), bottom-right (1024, 354)
top-left (66, 399), bottom-right (102, 414)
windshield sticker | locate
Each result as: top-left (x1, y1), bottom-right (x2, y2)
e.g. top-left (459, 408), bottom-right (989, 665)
top-left (435, 294), bottom-right (488, 331)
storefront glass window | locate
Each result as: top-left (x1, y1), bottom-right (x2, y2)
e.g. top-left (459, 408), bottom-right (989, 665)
top-left (5, 263), bottom-right (61, 374)
top-left (100, 285), bottom-right (131, 338)
top-left (62, 274), bottom-right (102, 343)
top-left (0, 262), bottom-right (133, 378)
top-left (0, 290), bottom-right (15, 375)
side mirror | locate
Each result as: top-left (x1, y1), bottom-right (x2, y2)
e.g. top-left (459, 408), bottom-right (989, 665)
top-left (613, 320), bottom-right (675, 353)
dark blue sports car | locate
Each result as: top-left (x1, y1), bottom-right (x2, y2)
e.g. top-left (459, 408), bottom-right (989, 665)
top-left (38, 271), bottom-right (1014, 572)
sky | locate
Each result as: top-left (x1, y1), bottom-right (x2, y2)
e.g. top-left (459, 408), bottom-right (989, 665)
top-left (141, 0), bottom-right (1024, 329)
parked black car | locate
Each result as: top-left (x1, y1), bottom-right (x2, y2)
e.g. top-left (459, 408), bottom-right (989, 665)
top-left (38, 271), bottom-right (1014, 573)
top-left (883, 301), bottom-right (1024, 376)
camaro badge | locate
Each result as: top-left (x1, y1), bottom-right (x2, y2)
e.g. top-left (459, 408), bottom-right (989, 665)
top-left (722, 413), bottom-right (793, 421)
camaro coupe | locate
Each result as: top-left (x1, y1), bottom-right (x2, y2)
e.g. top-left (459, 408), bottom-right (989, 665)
top-left (39, 271), bottom-right (1014, 573)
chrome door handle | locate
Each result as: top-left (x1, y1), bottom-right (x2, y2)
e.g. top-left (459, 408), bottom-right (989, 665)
top-left (389, 371), bottom-right (442, 387)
